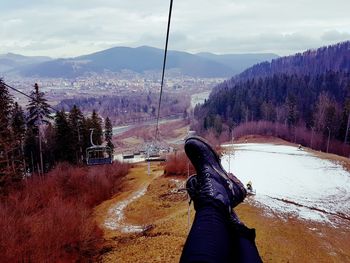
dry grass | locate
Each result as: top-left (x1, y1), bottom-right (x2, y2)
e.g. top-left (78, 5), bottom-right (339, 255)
top-left (0, 162), bottom-right (129, 262)
top-left (94, 163), bottom-right (191, 262)
top-left (237, 200), bottom-right (350, 262)
top-left (96, 156), bottom-right (350, 263)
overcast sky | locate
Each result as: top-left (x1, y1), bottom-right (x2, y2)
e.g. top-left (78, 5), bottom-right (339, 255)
top-left (1, 0), bottom-right (349, 58)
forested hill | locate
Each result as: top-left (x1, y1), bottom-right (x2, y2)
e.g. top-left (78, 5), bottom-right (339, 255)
top-left (10, 46), bottom-right (277, 78)
top-left (237, 41), bottom-right (350, 80)
top-left (194, 41), bottom-right (350, 146)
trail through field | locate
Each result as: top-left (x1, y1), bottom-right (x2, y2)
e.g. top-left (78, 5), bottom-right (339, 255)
top-left (94, 162), bottom-right (190, 262)
top-left (104, 186), bottom-right (149, 233)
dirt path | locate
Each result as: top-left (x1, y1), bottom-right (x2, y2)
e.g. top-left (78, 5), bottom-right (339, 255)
top-left (94, 162), bottom-right (191, 262)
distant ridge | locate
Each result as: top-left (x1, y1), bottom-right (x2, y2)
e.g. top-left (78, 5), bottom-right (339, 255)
top-left (196, 52), bottom-right (279, 76)
top-left (237, 41), bottom-right (350, 80)
top-left (0, 53), bottom-right (51, 73)
top-left (1, 46), bottom-right (278, 78)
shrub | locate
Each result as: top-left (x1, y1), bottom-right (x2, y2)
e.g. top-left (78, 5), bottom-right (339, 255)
top-left (0, 162), bottom-right (129, 262)
top-left (164, 151), bottom-right (195, 177)
top-left (233, 121), bottom-right (350, 157)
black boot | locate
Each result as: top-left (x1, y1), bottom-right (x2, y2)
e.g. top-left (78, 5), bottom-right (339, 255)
top-left (185, 136), bottom-right (246, 213)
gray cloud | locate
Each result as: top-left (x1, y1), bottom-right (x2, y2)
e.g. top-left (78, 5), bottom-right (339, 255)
top-left (321, 30), bottom-right (350, 42)
top-left (0, 0), bottom-right (349, 57)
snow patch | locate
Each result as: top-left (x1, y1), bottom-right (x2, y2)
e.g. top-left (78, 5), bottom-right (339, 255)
top-left (222, 143), bottom-right (350, 224)
top-left (104, 186), bottom-right (148, 233)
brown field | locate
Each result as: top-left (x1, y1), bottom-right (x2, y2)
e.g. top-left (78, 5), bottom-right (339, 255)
top-left (94, 159), bottom-right (350, 262)
top-left (114, 119), bottom-right (189, 154)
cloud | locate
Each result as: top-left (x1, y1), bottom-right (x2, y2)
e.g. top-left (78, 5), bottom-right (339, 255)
top-left (321, 30), bottom-right (350, 42)
top-left (0, 0), bottom-right (349, 57)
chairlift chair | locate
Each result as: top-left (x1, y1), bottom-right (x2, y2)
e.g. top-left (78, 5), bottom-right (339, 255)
top-left (144, 139), bottom-right (169, 162)
top-left (86, 129), bottom-right (113, 165)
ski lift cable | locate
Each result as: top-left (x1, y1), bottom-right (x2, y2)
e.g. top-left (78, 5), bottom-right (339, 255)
top-left (155, 0), bottom-right (174, 140)
top-left (4, 82), bottom-right (59, 112)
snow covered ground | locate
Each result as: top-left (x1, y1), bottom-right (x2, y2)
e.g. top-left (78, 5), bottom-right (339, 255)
top-left (221, 143), bottom-right (350, 224)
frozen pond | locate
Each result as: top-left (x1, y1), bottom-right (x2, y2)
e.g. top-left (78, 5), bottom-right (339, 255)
top-left (222, 143), bottom-right (350, 223)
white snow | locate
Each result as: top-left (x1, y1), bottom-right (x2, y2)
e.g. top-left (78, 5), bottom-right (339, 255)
top-left (104, 186), bottom-right (148, 233)
top-left (222, 143), bottom-right (350, 224)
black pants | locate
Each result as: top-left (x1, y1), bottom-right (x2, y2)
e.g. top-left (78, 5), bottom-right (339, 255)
top-left (180, 204), bottom-right (262, 263)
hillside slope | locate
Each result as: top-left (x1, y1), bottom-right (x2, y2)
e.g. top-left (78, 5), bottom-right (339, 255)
top-left (238, 41), bottom-right (350, 80)
top-left (195, 41), bottom-right (350, 145)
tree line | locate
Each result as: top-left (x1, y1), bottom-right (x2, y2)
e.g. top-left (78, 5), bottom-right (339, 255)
top-left (0, 79), bottom-right (114, 191)
top-left (194, 71), bottom-right (350, 149)
top-left (193, 41), bottom-right (350, 150)
top-left (57, 91), bottom-right (190, 125)
top-left (237, 41), bottom-right (350, 80)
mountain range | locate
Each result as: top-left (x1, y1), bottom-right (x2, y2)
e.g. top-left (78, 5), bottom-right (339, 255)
top-left (0, 53), bottom-right (51, 73)
top-left (0, 46), bottom-right (278, 78)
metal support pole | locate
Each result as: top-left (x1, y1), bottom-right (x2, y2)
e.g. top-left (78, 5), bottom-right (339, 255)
top-left (31, 151), bottom-right (34, 174)
top-left (345, 113), bottom-right (350, 144)
top-left (35, 83), bottom-right (44, 175)
top-left (326, 127), bottom-right (331, 153)
top-left (77, 127), bottom-right (83, 163)
top-left (38, 127), bottom-right (43, 175)
top-left (186, 161), bottom-right (190, 230)
top-left (147, 148), bottom-right (150, 176)
top-left (228, 150), bottom-right (231, 173)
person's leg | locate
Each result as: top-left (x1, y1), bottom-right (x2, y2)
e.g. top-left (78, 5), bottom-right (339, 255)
top-left (182, 137), bottom-right (262, 262)
top-left (229, 215), bottom-right (263, 263)
top-left (233, 237), bottom-right (262, 263)
top-left (180, 201), bottom-right (262, 263)
top-left (180, 202), bottom-right (233, 263)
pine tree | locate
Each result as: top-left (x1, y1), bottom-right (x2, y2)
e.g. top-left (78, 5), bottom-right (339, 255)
top-left (104, 117), bottom-right (114, 152)
top-left (11, 102), bottom-right (26, 177)
top-left (54, 110), bottom-right (73, 162)
top-left (0, 79), bottom-right (14, 188)
top-left (286, 94), bottom-right (297, 128)
top-left (68, 105), bottom-right (85, 164)
top-left (25, 83), bottom-right (52, 174)
top-left (27, 83), bottom-right (52, 130)
top-left (43, 123), bottom-right (56, 169)
top-left (24, 127), bottom-right (38, 174)
top-left (86, 110), bottom-right (103, 145)
top-left (12, 103), bottom-right (26, 141)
